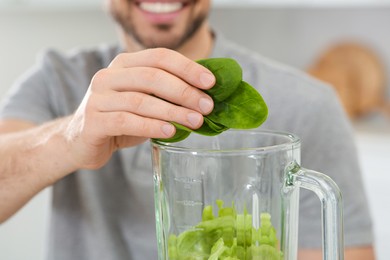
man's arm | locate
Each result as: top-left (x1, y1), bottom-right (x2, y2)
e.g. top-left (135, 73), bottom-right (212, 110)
top-left (299, 246), bottom-right (376, 260)
top-left (0, 117), bottom-right (78, 222)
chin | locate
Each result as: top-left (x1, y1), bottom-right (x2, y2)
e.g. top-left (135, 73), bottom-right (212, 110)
top-left (133, 28), bottom-right (186, 49)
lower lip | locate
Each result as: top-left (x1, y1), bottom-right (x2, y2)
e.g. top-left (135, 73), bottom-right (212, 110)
top-left (136, 3), bottom-right (188, 24)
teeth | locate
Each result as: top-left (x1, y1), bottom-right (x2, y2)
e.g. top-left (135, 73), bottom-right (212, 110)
top-left (139, 2), bottom-right (183, 13)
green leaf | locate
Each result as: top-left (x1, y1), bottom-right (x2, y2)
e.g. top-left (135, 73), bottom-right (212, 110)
top-left (207, 81), bottom-right (268, 129)
top-left (197, 58), bottom-right (242, 102)
top-left (194, 117), bottom-right (229, 136)
top-left (154, 58), bottom-right (268, 143)
top-left (203, 117), bottom-right (229, 133)
top-left (153, 122), bottom-right (191, 143)
top-left (176, 229), bottom-right (212, 258)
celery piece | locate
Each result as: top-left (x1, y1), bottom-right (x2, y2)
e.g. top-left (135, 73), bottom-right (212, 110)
top-left (250, 244), bottom-right (283, 260)
top-left (168, 235), bottom-right (178, 260)
top-left (202, 205), bottom-right (214, 221)
top-left (209, 238), bottom-right (228, 260)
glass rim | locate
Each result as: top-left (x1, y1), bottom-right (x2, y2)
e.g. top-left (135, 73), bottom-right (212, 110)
top-left (151, 129), bottom-right (301, 153)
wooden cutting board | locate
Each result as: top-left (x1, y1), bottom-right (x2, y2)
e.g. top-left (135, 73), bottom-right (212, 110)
top-left (308, 42), bottom-right (388, 119)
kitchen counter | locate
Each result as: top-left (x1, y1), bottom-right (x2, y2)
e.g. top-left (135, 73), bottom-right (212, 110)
top-left (354, 118), bottom-right (390, 260)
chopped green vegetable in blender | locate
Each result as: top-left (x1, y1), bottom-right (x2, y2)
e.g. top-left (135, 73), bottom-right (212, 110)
top-left (168, 200), bottom-right (284, 260)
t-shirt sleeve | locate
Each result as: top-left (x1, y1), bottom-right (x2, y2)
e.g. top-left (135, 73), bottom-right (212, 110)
top-left (0, 51), bottom-right (59, 124)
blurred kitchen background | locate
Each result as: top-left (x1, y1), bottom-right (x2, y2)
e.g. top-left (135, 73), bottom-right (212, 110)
top-left (0, 0), bottom-right (389, 259)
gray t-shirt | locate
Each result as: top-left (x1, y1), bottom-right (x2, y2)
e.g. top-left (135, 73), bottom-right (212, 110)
top-left (0, 32), bottom-right (373, 259)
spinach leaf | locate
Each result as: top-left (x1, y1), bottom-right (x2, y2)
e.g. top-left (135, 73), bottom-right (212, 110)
top-left (158, 122), bottom-right (191, 143)
top-left (202, 117), bottom-right (229, 133)
top-left (154, 58), bottom-right (268, 143)
top-left (197, 58), bottom-right (242, 102)
top-left (207, 81), bottom-right (268, 129)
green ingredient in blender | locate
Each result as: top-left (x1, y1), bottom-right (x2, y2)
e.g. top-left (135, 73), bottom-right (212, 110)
top-left (168, 200), bottom-right (283, 260)
top-left (155, 58), bottom-right (268, 143)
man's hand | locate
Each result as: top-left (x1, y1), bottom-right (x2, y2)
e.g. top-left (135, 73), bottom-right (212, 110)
top-left (64, 48), bottom-right (215, 170)
top-left (0, 48), bottom-right (215, 222)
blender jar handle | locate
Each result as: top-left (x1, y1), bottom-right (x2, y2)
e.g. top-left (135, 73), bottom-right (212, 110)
top-left (286, 162), bottom-right (344, 260)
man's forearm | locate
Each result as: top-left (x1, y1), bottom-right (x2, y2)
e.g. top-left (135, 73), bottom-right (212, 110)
top-left (0, 117), bottom-right (76, 223)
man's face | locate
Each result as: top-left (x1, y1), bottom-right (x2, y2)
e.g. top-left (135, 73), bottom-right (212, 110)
top-left (108, 0), bottom-right (211, 50)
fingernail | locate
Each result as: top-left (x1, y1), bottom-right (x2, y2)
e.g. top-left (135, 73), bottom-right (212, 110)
top-left (187, 113), bottom-right (203, 128)
top-left (161, 124), bottom-right (175, 137)
top-left (199, 97), bottom-right (214, 114)
top-left (200, 72), bottom-right (215, 87)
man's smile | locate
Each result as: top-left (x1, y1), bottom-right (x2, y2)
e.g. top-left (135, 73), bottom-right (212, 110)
top-left (137, 1), bottom-right (186, 14)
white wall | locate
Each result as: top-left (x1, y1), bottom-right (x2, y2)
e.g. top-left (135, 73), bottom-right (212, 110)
top-left (0, 6), bottom-right (389, 260)
top-left (0, 7), bottom-right (118, 98)
top-left (0, 7), bottom-right (118, 260)
top-left (209, 7), bottom-right (390, 98)
top-left (355, 129), bottom-right (390, 260)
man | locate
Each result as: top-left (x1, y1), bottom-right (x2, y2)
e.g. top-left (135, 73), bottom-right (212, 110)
top-left (0, 0), bottom-right (375, 259)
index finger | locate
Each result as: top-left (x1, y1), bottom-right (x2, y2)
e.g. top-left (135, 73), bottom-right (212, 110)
top-left (109, 48), bottom-right (216, 90)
